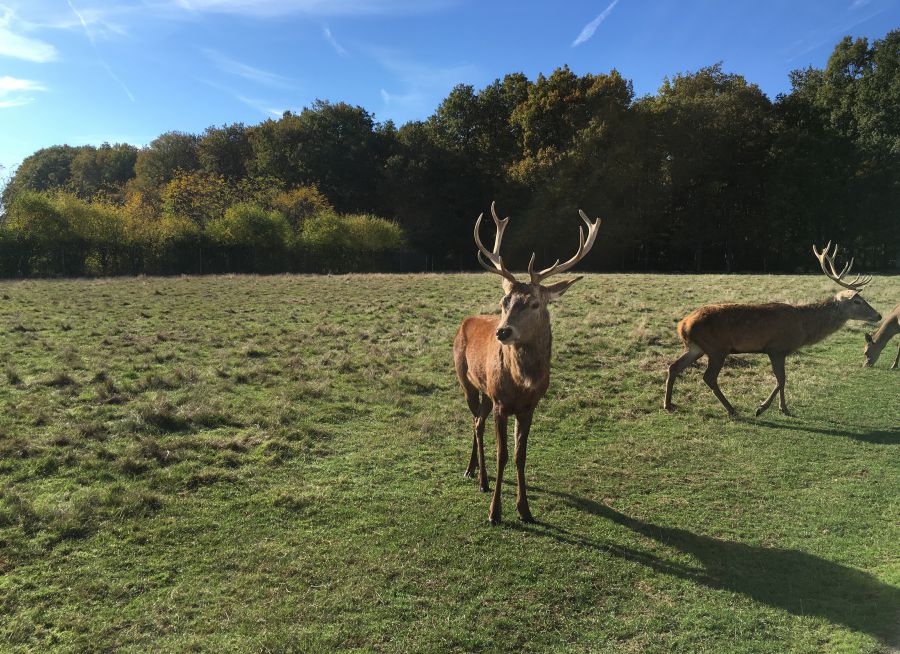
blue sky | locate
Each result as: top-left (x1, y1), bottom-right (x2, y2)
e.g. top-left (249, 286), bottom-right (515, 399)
top-left (1, 0), bottom-right (898, 175)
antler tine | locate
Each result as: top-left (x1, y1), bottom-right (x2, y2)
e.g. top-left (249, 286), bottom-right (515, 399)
top-left (474, 203), bottom-right (518, 285)
top-left (812, 241), bottom-right (872, 292)
top-left (529, 209), bottom-right (601, 285)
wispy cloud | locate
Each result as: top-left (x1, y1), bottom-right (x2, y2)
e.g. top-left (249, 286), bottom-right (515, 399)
top-left (0, 7), bottom-right (58, 61)
top-left (785, 6), bottom-right (888, 62)
top-left (572, 0), bottom-right (620, 48)
top-left (323, 26), bottom-right (348, 57)
top-left (159, 0), bottom-right (453, 18)
top-left (65, 0), bottom-right (136, 102)
top-left (200, 78), bottom-right (285, 117)
top-left (850, 0), bottom-right (873, 9)
top-left (202, 48), bottom-right (295, 88)
top-left (0, 75), bottom-right (46, 108)
top-left (369, 46), bottom-right (477, 120)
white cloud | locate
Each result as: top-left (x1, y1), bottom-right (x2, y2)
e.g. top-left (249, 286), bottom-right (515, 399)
top-left (158, 0), bottom-right (453, 17)
top-left (0, 75), bottom-right (46, 108)
top-left (369, 46), bottom-right (477, 121)
top-left (323, 26), bottom-right (348, 57)
top-left (200, 78), bottom-right (285, 117)
top-left (572, 0), bottom-right (620, 48)
top-left (850, 0), bottom-right (873, 8)
top-left (202, 48), bottom-right (294, 88)
top-left (0, 7), bottom-right (58, 61)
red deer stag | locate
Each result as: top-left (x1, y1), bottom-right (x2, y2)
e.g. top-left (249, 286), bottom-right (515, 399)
top-left (454, 202), bottom-right (600, 525)
top-left (864, 304), bottom-right (900, 369)
top-left (664, 243), bottom-right (881, 416)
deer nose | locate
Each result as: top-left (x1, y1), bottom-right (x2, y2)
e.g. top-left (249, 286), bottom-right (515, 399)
top-left (496, 327), bottom-right (512, 342)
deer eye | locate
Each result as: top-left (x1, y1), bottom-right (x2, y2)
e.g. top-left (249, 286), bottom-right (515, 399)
top-left (530, 302), bottom-right (540, 309)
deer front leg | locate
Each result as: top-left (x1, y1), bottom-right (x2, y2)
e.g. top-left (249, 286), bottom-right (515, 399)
top-left (892, 342), bottom-right (899, 369)
top-left (488, 407), bottom-right (509, 526)
top-left (704, 353), bottom-right (736, 416)
top-left (756, 353), bottom-right (788, 416)
top-left (514, 411), bottom-right (534, 523)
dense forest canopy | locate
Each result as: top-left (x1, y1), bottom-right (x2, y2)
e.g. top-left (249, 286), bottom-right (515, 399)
top-left (1, 31), bottom-right (898, 277)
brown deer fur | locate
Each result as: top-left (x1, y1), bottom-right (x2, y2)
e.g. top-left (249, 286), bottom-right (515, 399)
top-left (664, 292), bottom-right (881, 416)
top-left (864, 304), bottom-right (900, 369)
top-left (454, 203), bottom-right (599, 525)
top-left (664, 243), bottom-right (882, 417)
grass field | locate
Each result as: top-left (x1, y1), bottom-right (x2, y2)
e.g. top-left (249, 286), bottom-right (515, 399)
top-left (0, 272), bottom-right (897, 653)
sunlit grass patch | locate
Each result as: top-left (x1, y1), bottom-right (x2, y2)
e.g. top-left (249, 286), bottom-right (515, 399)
top-left (0, 272), bottom-right (896, 653)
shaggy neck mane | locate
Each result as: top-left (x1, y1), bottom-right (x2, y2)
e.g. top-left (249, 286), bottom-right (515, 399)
top-left (500, 328), bottom-right (552, 389)
top-left (798, 298), bottom-right (848, 346)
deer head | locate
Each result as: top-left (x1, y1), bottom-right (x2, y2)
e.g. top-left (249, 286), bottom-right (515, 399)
top-left (475, 202), bottom-right (601, 344)
top-left (812, 242), bottom-right (881, 322)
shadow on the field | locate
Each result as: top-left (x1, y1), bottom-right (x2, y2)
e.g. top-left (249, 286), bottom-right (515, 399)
top-left (753, 419), bottom-right (900, 444)
top-left (521, 486), bottom-right (899, 645)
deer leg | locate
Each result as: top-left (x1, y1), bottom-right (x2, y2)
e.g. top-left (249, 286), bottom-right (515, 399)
top-left (892, 342), bottom-right (899, 370)
top-left (463, 387), bottom-right (480, 478)
top-left (513, 411), bottom-right (534, 523)
top-left (757, 353), bottom-right (787, 416)
top-left (703, 353), bottom-right (736, 416)
top-left (664, 345), bottom-right (703, 411)
top-left (476, 399), bottom-right (491, 492)
top-left (488, 407), bottom-right (509, 526)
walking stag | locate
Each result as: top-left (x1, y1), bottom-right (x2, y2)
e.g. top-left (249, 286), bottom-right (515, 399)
top-left (664, 243), bottom-right (881, 416)
top-left (454, 202), bottom-right (600, 525)
top-left (864, 304), bottom-right (900, 369)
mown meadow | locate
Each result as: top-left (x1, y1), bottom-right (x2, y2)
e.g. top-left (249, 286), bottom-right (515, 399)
top-left (0, 273), bottom-right (897, 653)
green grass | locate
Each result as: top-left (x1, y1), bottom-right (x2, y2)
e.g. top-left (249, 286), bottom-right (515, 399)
top-left (0, 273), bottom-right (897, 653)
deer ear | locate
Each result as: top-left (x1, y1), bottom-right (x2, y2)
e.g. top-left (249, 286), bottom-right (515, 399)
top-left (543, 276), bottom-right (582, 302)
top-left (865, 332), bottom-right (873, 344)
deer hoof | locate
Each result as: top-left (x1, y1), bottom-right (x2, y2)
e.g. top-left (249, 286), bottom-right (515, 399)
top-left (518, 511), bottom-right (535, 524)
top-left (479, 485), bottom-right (491, 493)
top-left (755, 406), bottom-right (766, 417)
top-left (488, 516), bottom-right (501, 526)
top-left (463, 470), bottom-right (475, 478)
top-left (663, 403), bottom-right (674, 413)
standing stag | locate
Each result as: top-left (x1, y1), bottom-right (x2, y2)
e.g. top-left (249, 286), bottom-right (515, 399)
top-left (864, 304), bottom-right (900, 369)
top-left (664, 243), bottom-right (881, 416)
top-left (454, 202), bottom-right (600, 525)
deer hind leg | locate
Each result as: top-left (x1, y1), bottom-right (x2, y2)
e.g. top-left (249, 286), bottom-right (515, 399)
top-left (703, 353), bottom-right (737, 416)
top-left (463, 386), bottom-right (480, 478)
top-left (892, 342), bottom-right (899, 369)
top-left (757, 353), bottom-right (788, 416)
top-left (513, 411), bottom-right (534, 523)
top-left (664, 344), bottom-right (704, 411)
top-left (475, 399), bottom-right (491, 492)
top-left (463, 388), bottom-right (491, 492)
top-left (488, 407), bottom-right (509, 526)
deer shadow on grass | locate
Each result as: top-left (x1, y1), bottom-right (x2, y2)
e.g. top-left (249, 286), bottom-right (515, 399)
top-left (752, 419), bottom-right (900, 445)
top-left (517, 486), bottom-right (900, 646)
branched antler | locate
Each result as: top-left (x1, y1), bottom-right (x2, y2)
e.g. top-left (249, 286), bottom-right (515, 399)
top-left (812, 241), bottom-right (872, 291)
top-left (474, 202), bottom-right (518, 285)
top-left (528, 210), bottom-right (601, 285)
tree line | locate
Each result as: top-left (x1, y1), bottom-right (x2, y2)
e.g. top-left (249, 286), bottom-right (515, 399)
top-left (1, 31), bottom-right (898, 277)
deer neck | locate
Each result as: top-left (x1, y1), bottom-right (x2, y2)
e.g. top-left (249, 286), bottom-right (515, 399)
top-left (870, 315), bottom-right (900, 350)
top-left (800, 298), bottom-right (849, 346)
top-left (500, 327), bottom-right (552, 390)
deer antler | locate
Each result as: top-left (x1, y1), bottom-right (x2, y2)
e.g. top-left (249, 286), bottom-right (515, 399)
top-left (812, 241), bottom-right (872, 291)
top-left (528, 210), bottom-right (601, 285)
top-left (474, 202), bottom-right (518, 286)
